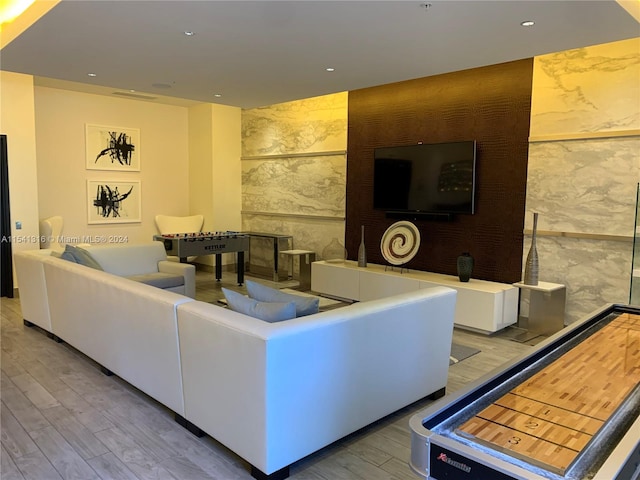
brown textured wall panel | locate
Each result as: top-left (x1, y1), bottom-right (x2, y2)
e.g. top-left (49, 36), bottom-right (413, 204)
top-left (346, 59), bottom-right (533, 284)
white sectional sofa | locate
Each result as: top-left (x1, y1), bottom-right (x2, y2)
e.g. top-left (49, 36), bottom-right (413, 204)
top-left (13, 243), bottom-right (457, 480)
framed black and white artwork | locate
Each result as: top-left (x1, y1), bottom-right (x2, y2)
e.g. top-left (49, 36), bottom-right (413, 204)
top-left (87, 180), bottom-right (141, 224)
top-left (86, 124), bottom-right (140, 171)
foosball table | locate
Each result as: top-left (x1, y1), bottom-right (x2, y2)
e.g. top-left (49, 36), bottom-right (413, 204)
top-left (409, 303), bottom-right (640, 480)
top-left (153, 231), bottom-right (250, 285)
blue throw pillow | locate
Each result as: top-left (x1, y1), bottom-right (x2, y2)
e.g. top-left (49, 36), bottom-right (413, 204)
top-left (222, 288), bottom-right (296, 323)
top-left (245, 280), bottom-right (319, 317)
top-left (63, 245), bottom-right (103, 270)
top-left (52, 250), bottom-right (77, 262)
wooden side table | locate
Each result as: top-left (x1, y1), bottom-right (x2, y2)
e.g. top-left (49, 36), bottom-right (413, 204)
top-left (281, 250), bottom-right (316, 291)
top-left (512, 281), bottom-right (566, 342)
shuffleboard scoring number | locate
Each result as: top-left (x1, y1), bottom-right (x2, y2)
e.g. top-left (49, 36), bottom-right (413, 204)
top-left (508, 436), bottom-right (521, 445)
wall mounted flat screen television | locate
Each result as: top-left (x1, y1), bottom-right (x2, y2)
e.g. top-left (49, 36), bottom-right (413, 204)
top-left (373, 141), bottom-right (477, 215)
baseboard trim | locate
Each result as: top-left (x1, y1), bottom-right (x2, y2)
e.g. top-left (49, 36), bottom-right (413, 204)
top-left (250, 465), bottom-right (290, 480)
top-left (174, 414), bottom-right (205, 437)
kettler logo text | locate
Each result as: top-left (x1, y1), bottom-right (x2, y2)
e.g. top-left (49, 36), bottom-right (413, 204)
top-left (205, 244), bottom-right (226, 251)
top-left (437, 452), bottom-right (472, 473)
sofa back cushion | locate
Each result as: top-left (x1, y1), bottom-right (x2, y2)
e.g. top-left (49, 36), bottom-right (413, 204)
top-left (222, 287), bottom-right (296, 322)
top-left (245, 280), bottom-right (319, 316)
top-left (83, 242), bottom-right (167, 276)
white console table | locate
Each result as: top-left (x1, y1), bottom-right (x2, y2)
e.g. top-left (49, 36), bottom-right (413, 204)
top-left (311, 260), bottom-right (518, 334)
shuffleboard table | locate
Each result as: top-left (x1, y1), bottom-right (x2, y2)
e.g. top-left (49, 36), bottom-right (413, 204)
top-left (409, 303), bottom-right (640, 480)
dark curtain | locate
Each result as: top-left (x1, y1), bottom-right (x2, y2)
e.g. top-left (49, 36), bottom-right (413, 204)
top-left (1, 135), bottom-right (14, 298)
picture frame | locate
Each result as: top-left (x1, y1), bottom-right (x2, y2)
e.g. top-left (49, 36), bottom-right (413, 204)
top-left (86, 124), bottom-right (140, 171)
top-left (87, 180), bottom-right (141, 224)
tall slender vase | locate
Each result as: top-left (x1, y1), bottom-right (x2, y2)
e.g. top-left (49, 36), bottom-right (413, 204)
top-left (523, 212), bottom-right (539, 285)
top-left (358, 225), bottom-right (367, 267)
top-left (456, 252), bottom-right (474, 282)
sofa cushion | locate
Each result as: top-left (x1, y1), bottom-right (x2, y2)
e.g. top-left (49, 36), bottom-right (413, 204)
top-left (222, 287), bottom-right (296, 322)
top-left (62, 245), bottom-right (103, 270)
top-left (127, 272), bottom-right (185, 289)
top-left (82, 242), bottom-right (167, 277)
top-left (245, 280), bottom-right (319, 317)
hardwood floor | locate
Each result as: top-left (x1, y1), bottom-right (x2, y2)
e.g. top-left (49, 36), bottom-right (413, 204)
top-left (1, 271), bottom-right (531, 480)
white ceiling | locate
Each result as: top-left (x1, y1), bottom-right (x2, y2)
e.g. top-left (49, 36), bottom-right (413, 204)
top-left (1, 1), bottom-right (638, 109)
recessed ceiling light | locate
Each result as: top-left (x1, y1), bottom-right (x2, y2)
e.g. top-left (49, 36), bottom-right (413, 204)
top-left (521, 20), bottom-right (535, 27)
top-left (326, 67), bottom-right (335, 72)
top-left (184, 31), bottom-right (195, 36)
top-left (87, 73), bottom-right (97, 77)
top-left (213, 93), bottom-right (222, 98)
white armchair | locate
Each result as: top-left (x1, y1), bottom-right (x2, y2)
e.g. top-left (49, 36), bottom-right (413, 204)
top-left (155, 214), bottom-right (205, 263)
top-left (39, 216), bottom-right (64, 250)
top-left (155, 215), bottom-right (204, 235)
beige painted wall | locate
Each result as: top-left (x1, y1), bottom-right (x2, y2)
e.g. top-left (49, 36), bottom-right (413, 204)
top-left (211, 104), bottom-right (242, 234)
top-left (189, 103), bottom-right (214, 233)
top-left (34, 86), bottom-right (190, 245)
top-left (188, 102), bottom-right (242, 267)
top-left (0, 72), bottom-right (40, 262)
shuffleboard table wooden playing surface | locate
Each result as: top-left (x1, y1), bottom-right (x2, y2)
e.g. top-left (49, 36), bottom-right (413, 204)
top-left (409, 303), bottom-right (640, 480)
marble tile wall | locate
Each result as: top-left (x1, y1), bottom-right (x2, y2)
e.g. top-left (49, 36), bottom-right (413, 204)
top-left (242, 213), bottom-right (347, 275)
top-left (241, 92), bottom-right (348, 274)
top-left (242, 155), bottom-right (345, 218)
top-left (523, 231), bottom-right (632, 324)
top-left (242, 92), bottom-right (348, 157)
top-left (530, 38), bottom-right (640, 137)
top-left (239, 39), bottom-right (640, 318)
top-left (526, 38), bottom-right (640, 324)
top-left (526, 138), bottom-right (639, 236)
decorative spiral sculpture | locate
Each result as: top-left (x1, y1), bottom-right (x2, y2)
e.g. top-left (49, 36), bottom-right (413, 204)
top-left (380, 221), bottom-right (421, 266)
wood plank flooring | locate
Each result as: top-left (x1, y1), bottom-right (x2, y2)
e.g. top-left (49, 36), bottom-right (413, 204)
top-left (1, 271), bottom-right (531, 480)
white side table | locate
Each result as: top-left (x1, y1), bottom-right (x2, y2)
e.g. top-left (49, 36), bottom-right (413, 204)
top-left (512, 281), bottom-right (566, 342)
top-left (280, 250), bottom-right (316, 291)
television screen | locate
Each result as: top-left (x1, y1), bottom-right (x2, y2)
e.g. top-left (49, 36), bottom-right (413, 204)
top-left (373, 141), bottom-right (477, 215)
